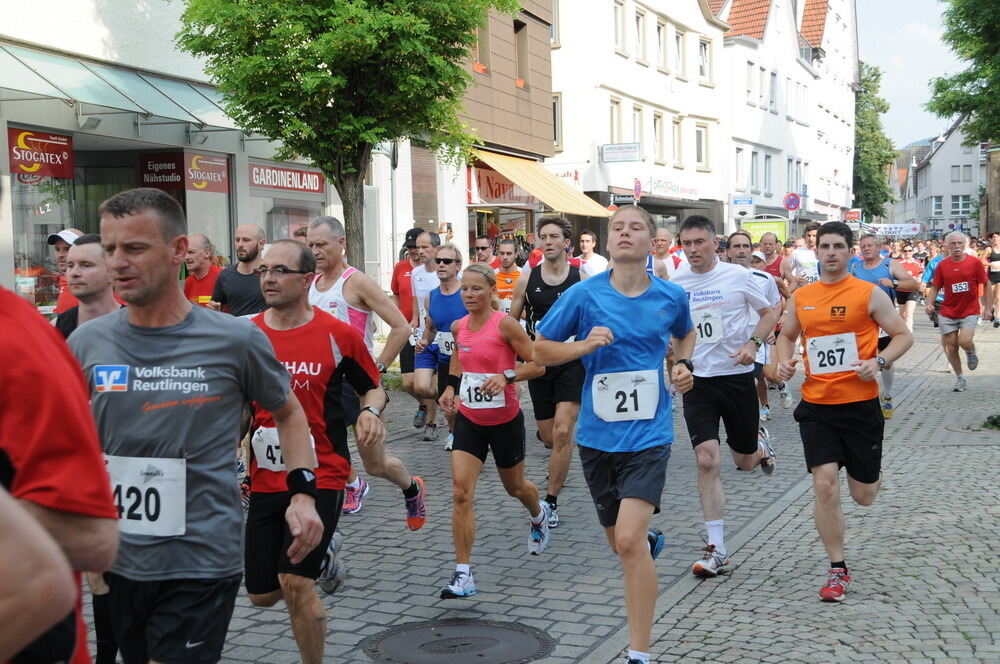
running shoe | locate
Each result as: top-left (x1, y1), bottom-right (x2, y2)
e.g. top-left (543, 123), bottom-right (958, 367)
top-left (758, 427), bottom-right (775, 475)
top-left (953, 376), bottom-right (967, 393)
top-left (444, 432), bottom-right (454, 451)
top-left (421, 423), bottom-right (438, 442)
top-left (994, 319), bottom-right (999, 329)
top-left (342, 477), bottom-right (370, 515)
top-left (759, 405), bottom-right (770, 422)
top-left (818, 567), bottom-right (851, 602)
top-left (779, 384), bottom-right (793, 409)
top-left (528, 503), bottom-right (552, 555)
top-left (546, 502), bottom-right (560, 529)
top-left (440, 570), bottom-right (476, 599)
top-left (240, 480), bottom-right (251, 513)
top-left (413, 406), bottom-right (428, 429)
top-left (647, 528), bottom-right (665, 561)
top-left (317, 531), bottom-right (346, 595)
top-left (966, 350), bottom-right (979, 371)
top-left (691, 544), bottom-right (731, 577)
top-left (881, 399), bottom-right (894, 420)
top-left (405, 477), bottom-right (427, 531)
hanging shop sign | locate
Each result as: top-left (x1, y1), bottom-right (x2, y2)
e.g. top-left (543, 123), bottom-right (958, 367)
top-left (8, 128), bottom-right (73, 179)
top-left (140, 153), bottom-right (184, 190)
top-left (249, 163), bottom-right (325, 194)
top-left (185, 152), bottom-right (229, 193)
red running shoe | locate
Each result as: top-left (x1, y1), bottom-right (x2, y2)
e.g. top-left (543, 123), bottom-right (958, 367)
top-left (819, 568), bottom-right (851, 602)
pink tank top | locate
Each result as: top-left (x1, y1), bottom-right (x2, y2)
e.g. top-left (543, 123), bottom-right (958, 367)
top-left (455, 310), bottom-right (519, 425)
top-left (308, 267), bottom-right (374, 355)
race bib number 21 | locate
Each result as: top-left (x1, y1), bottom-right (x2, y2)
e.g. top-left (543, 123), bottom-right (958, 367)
top-left (592, 370), bottom-right (659, 422)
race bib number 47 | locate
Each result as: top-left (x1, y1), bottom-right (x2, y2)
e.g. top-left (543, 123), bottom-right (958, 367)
top-left (592, 370), bottom-right (659, 422)
top-left (105, 455), bottom-right (186, 537)
top-left (806, 332), bottom-right (859, 375)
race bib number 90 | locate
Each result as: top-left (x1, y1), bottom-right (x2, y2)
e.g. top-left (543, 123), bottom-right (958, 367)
top-left (105, 455), bottom-right (186, 537)
top-left (460, 372), bottom-right (506, 409)
top-left (806, 332), bottom-right (859, 375)
top-left (435, 331), bottom-right (456, 355)
top-left (592, 370), bottom-right (659, 422)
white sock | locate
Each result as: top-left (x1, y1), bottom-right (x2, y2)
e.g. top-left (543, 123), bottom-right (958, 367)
top-left (530, 503), bottom-right (546, 525)
top-left (456, 563), bottom-right (470, 575)
top-left (346, 478), bottom-right (360, 490)
top-left (881, 368), bottom-right (894, 399)
top-left (706, 519), bottom-right (725, 555)
top-left (627, 650), bottom-right (650, 664)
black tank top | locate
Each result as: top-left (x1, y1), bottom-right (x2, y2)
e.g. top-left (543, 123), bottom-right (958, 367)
top-left (988, 248), bottom-right (1000, 262)
top-left (524, 264), bottom-right (580, 339)
top-left (54, 306), bottom-right (79, 339)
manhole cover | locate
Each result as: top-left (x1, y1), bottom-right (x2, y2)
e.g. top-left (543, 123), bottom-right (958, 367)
top-left (360, 618), bottom-right (555, 664)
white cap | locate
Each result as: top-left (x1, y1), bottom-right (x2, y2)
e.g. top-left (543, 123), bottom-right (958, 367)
top-left (47, 229), bottom-right (82, 246)
top-left (751, 251), bottom-right (765, 261)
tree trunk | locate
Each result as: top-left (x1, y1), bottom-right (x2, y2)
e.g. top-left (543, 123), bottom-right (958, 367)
top-left (336, 171), bottom-right (367, 272)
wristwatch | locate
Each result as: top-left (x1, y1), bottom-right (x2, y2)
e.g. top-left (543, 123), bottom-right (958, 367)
top-left (875, 356), bottom-right (887, 371)
top-left (676, 358), bottom-right (694, 373)
top-left (361, 405), bottom-right (381, 417)
top-left (375, 361), bottom-right (387, 374)
top-left (503, 369), bottom-right (517, 382)
top-left (750, 336), bottom-right (764, 348)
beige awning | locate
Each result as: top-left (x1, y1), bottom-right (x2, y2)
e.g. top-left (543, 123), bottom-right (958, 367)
top-left (473, 149), bottom-right (611, 218)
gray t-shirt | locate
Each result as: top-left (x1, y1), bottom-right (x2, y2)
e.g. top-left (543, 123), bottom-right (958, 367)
top-left (69, 305), bottom-right (289, 581)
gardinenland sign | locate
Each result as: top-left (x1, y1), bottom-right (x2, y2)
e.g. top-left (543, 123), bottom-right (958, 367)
top-left (249, 163), bottom-right (325, 194)
top-left (8, 128), bottom-right (73, 179)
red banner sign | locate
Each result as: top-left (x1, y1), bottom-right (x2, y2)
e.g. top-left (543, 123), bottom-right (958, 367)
top-left (8, 128), bottom-right (73, 179)
top-left (139, 153), bottom-right (184, 190)
top-left (185, 152), bottom-right (229, 193)
top-left (249, 163), bottom-right (324, 194)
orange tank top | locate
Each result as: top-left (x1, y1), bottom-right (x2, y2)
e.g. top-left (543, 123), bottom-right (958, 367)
top-left (795, 276), bottom-right (879, 405)
top-left (495, 268), bottom-right (522, 301)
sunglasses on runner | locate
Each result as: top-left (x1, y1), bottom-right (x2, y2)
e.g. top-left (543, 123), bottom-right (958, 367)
top-left (474, 246), bottom-right (490, 251)
top-left (435, 257), bottom-right (457, 265)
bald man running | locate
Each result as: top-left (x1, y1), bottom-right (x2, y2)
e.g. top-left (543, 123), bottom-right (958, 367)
top-left (210, 224), bottom-right (268, 316)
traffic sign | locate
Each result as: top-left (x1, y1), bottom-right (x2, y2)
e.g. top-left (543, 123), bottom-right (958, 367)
top-left (612, 194), bottom-right (636, 205)
top-left (633, 179), bottom-right (642, 202)
top-left (783, 193), bottom-right (801, 211)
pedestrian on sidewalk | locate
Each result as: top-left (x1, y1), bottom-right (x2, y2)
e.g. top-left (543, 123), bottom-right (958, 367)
top-left (776, 221), bottom-right (913, 602)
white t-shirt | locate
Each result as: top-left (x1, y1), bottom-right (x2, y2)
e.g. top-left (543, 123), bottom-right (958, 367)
top-left (670, 261), bottom-right (772, 377)
top-left (410, 264), bottom-right (440, 335)
top-left (743, 268), bottom-right (780, 364)
top-left (578, 253), bottom-right (609, 277)
top-left (787, 247), bottom-right (820, 284)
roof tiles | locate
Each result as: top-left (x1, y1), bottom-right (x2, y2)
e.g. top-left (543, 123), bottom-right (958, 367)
top-left (800, 0), bottom-right (828, 48)
top-left (707, 0), bottom-right (727, 15)
top-left (725, 0), bottom-right (772, 40)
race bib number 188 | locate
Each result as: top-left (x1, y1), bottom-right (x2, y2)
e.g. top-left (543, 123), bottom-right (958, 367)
top-left (105, 455), bottom-right (186, 537)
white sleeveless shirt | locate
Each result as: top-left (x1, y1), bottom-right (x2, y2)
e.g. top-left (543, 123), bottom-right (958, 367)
top-left (308, 266), bottom-right (375, 355)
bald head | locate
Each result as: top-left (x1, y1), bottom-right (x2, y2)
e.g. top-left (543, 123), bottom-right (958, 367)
top-left (186, 233), bottom-right (214, 276)
top-left (653, 228), bottom-right (673, 259)
top-left (235, 224), bottom-right (265, 264)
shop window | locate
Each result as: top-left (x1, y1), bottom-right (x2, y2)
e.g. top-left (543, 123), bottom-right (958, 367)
top-left (473, 21), bottom-right (491, 74)
top-left (250, 196), bottom-right (325, 242)
top-left (514, 20), bottom-right (529, 88)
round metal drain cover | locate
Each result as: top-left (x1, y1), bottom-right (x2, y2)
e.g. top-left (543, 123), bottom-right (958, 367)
top-left (360, 618), bottom-right (555, 664)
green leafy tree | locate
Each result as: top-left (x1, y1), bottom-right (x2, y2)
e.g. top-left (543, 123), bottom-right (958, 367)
top-left (926, 0), bottom-right (1000, 144)
top-left (177, 0), bottom-right (518, 268)
top-left (853, 62), bottom-right (896, 222)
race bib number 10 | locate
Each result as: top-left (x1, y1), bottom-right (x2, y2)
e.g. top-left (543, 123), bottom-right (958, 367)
top-left (806, 332), bottom-right (859, 375)
top-left (105, 455), bottom-right (186, 537)
top-left (693, 307), bottom-right (723, 344)
top-left (592, 370), bottom-right (659, 422)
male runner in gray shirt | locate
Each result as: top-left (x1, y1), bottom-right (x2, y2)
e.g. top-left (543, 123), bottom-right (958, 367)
top-left (70, 188), bottom-right (323, 664)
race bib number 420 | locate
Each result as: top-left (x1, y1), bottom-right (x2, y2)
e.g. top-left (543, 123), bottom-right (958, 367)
top-left (592, 370), bottom-right (659, 422)
top-left (105, 455), bottom-right (186, 537)
top-left (806, 332), bottom-right (859, 375)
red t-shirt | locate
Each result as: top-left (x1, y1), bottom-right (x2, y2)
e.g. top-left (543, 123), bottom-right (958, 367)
top-left (249, 309), bottom-right (381, 492)
top-left (0, 288), bottom-right (117, 664)
top-left (762, 255), bottom-right (784, 281)
top-left (183, 264), bottom-right (222, 307)
top-left (390, 259), bottom-right (417, 322)
top-left (53, 274), bottom-right (80, 314)
top-left (932, 254), bottom-right (988, 319)
top-left (897, 258), bottom-right (924, 292)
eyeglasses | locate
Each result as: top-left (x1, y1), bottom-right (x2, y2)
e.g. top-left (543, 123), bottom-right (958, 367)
top-left (254, 266), bottom-right (310, 277)
top-left (903, 249), bottom-right (914, 252)
top-left (434, 257), bottom-right (457, 265)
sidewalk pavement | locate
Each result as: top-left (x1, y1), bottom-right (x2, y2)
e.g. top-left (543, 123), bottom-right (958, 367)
top-left (85, 316), bottom-right (1000, 663)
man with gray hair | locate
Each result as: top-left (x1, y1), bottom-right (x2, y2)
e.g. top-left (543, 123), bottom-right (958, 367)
top-left (925, 231), bottom-right (988, 392)
top-left (210, 224), bottom-right (268, 316)
top-left (184, 233), bottom-right (222, 307)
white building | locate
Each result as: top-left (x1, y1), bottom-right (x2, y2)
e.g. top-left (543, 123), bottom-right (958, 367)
top-left (714, 0), bottom-right (858, 238)
top-left (548, 0), bottom-right (730, 237)
top-left (909, 118), bottom-right (986, 237)
top-left (1, 1), bottom-right (413, 308)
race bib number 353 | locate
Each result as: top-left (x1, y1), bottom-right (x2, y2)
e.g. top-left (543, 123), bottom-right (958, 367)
top-left (592, 370), bottom-right (659, 422)
top-left (105, 455), bottom-right (186, 537)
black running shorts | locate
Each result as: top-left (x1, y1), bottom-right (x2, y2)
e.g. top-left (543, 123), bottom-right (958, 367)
top-left (895, 290), bottom-right (919, 305)
top-left (682, 372), bottom-right (759, 454)
top-left (793, 398), bottom-right (883, 484)
top-left (452, 410), bottom-right (526, 469)
top-left (528, 360), bottom-right (584, 421)
top-left (107, 572), bottom-right (241, 664)
top-left (578, 443), bottom-right (670, 527)
top-left (244, 489), bottom-right (343, 595)
top-left (399, 342), bottom-right (415, 374)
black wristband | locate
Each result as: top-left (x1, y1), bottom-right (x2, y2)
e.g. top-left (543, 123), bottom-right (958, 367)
top-left (676, 358), bottom-right (694, 373)
top-left (447, 374), bottom-right (461, 391)
top-left (286, 468), bottom-right (317, 499)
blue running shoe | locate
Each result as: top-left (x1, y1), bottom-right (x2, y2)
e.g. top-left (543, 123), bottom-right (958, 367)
top-left (647, 528), bottom-right (665, 560)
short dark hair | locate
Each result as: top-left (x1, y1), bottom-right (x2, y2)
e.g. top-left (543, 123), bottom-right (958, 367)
top-left (817, 221), bottom-right (853, 247)
top-left (578, 229), bottom-right (598, 243)
top-left (803, 221), bottom-right (822, 236)
top-left (293, 226), bottom-right (308, 238)
top-left (728, 230), bottom-right (752, 246)
top-left (74, 233), bottom-right (102, 246)
top-left (498, 238), bottom-right (516, 249)
top-left (475, 234), bottom-right (490, 243)
top-left (270, 239), bottom-right (316, 273)
top-left (537, 214), bottom-right (573, 240)
top-left (98, 188), bottom-right (186, 240)
top-left (678, 215), bottom-right (716, 239)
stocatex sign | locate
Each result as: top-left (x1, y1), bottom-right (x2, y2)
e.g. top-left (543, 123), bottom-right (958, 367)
top-left (8, 128), bottom-right (73, 179)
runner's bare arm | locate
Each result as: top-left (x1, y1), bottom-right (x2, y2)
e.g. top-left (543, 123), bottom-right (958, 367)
top-left (438, 322), bottom-right (463, 414)
top-left (889, 260), bottom-right (920, 292)
top-left (775, 295), bottom-right (802, 381)
top-left (534, 328), bottom-right (612, 366)
top-left (868, 287), bottom-right (913, 369)
top-left (653, 258), bottom-right (670, 280)
top-left (508, 266), bottom-right (530, 320)
top-left (669, 327), bottom-right (696, 394)
top-left (18, 500), bottom-right (118, 572)
top-left (773, 273), bottom-right (791, 300)
top-left (497, 316), bottom-right (546, 382)
top-left (354, 383), bottom-right (388, 448)
top-left (357, 274), bottom-right (410, 367)
top-left (415, 293), bottom-right (435, 352)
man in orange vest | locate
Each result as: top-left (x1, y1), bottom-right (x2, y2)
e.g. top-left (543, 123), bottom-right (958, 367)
top-left (776, 221), bottom-right (912, 603)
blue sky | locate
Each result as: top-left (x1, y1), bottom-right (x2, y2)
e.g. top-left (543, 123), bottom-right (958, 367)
top-left (856, 0), bottom-right (963, 147)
